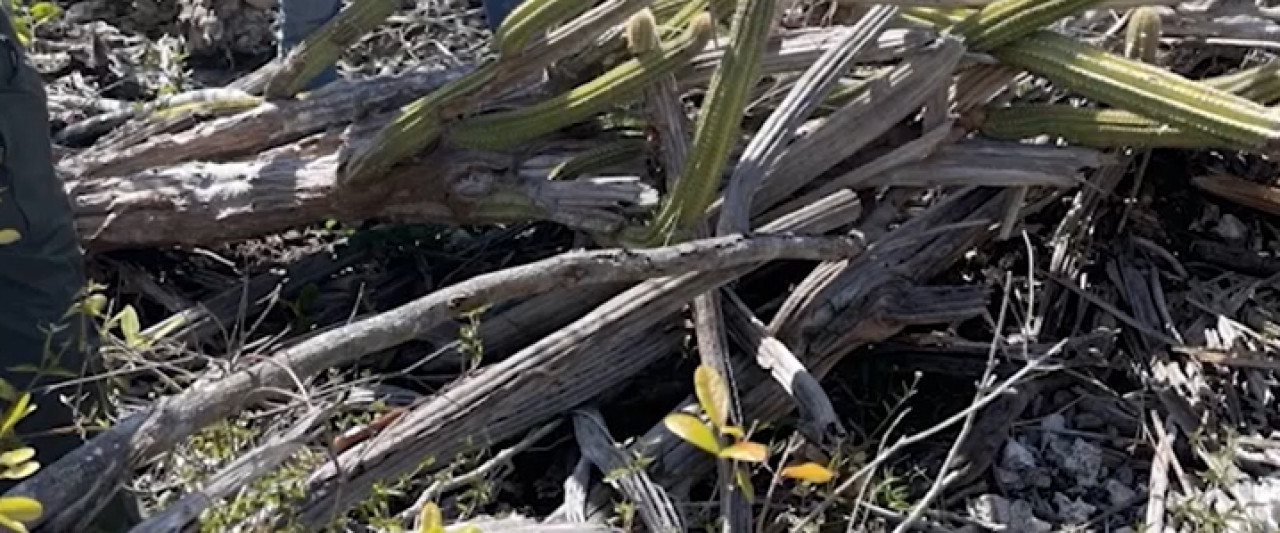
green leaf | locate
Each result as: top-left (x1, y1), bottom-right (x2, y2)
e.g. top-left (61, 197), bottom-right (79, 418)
top-left (694, 365), bottom-right (729, 431)
top-left (0, 448), bottom-right (34, 467)
top-left (780, 462), bottom-right (835, 484)
top-left (2, 365), bottom-right (38, 376)
top-left (0, 394), bottom-right (32, 438)
top-left (662, 412), bottom-right (721, 455)
top-left (7, 16), bottom-right (30, 47)
top-left (35, 366), bottom-right (75, 379)
top-left (417, 501), bottom-right (443, 533)
top-left (717, 440), bottom-right (768, 463)
top-left (0, 379), bottom-right (17, 404)
top-left (146, 314), bottom-right (188, 344)
top-left (79, 294), bottom-right (108, 318)
top-left (28, 2), bottom-right (60, 24)
top-left (0, 229), bottom-right (21, 246)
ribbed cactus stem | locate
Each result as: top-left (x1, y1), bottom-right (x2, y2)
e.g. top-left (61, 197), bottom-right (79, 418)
top-left (547, 139), bottom-right (648, 180)
top-left (980, 105), bottom-right (1234, 149)
top-left (952, 0), bottom-right (1104, 52)
top-left (447, 13), bottom-right (714, 150)
top-left (337, 63), bottom-right (499, 187)
top-left (901, 7), bottom-right (969, 28)
top-left (992, 31), bottom-right (1280, 154)
top-left (640, 0), bottom-right (778, 244)
top-left (494, 0), bottom-right (595, 57)
top-left (264, 0), bottom-right (398, 99)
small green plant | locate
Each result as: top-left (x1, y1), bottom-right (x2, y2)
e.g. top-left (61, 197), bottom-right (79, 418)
top-left (78, 291), bottom-right (187, 352)
top-left (457, 308), bottom-right (486, 371)
top-left (4, 0), bottom-right (61, 47)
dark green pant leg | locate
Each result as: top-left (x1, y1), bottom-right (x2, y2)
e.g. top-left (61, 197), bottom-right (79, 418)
top-left (0, 13), bottom-right (88, 468)
top-left (0, 13), bottom-right (139, 531)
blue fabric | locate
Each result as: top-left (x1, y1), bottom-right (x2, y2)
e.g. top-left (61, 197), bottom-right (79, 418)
top-left (278, 0), bottom-right (342, 90)
top-left (483, 0), bottom-right (524, 30)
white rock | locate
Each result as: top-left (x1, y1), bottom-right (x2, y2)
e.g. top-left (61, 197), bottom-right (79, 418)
top-left (969, 494), bottom-right (1011, 525)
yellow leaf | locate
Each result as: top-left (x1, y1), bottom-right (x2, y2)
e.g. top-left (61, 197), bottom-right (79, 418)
top-left (0, 496), bottom-right (42, 523)
top-left (719, 425), bottom-right (744, 438)
top-left (417, 501), bottom-right (444, 533)
top-left (662, 413), bottom-right (721, 455)
top-left (0, 513), bottom-right (27, 533)
top-left (0, 394), bottom-right (31, 438)
top-left (780, 462), bottom-right (835, 484)
top-left (694, 365), bottom-right (729, 430)
top-left (0, 448), bottom-right (34, 467)
top-left (0, 462), bottom-right (38, 480)
top-left (0, 230), bottom-right (21, 246)
top-left (717, 440), bottom-right (768, 463)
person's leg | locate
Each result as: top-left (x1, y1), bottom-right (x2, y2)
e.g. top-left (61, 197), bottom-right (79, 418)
top-left (482, 0), bottom-right (525, 31)
top-left (279, 0), bottom-right (342, 90)
top-left (0, 11), bottom-right (139, 530)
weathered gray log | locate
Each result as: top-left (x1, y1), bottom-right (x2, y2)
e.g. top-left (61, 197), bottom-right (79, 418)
top-left (63, 66), bottom-right (473, 179)
top-left (9, 234), bottom-right (864, 531)
top-left (71, 137), bottom-right (652, 250)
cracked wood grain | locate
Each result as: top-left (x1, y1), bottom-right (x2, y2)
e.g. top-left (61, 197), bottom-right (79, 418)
top-left (70, 137), bottom-right (653, 250)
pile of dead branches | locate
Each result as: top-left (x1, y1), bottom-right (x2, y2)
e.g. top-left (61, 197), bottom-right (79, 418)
top-left (7, 0), bottom-right (1280, 532)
